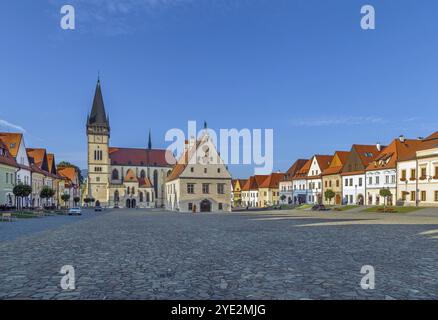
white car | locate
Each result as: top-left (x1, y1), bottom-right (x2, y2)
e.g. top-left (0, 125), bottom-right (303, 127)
top-left (68, 207), bottom-right (82, 216)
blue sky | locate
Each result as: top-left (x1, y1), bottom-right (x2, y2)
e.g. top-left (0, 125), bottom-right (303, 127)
top-left (1, 0), bottom-right (438, 177)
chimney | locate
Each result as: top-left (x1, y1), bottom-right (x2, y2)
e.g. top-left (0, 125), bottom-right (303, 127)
top-left (399, 135), bottom-right (406, 143)
top-left (376, 143), bottom-right (381, 151)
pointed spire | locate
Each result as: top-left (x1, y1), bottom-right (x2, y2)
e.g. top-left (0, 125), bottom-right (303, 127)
top-left (204, 121), bottom-right (207, 130)
top-left (148, 129), bottom-right (152, 149)
top-left (87, 77), bottom-right (109, 130)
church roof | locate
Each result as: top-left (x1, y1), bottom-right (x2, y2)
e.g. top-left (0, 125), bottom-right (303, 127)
top-left (109, 147), bottom-right (174, 167)
top-left (87, 79), bottom-right (109, 128)
top-left (0, 132), bottom-right (23, 158)
top-left (0, 138), bottom-right (19, 168)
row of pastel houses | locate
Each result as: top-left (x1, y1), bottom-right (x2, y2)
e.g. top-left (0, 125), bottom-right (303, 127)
top-left (232, 130), bottom-right (438, 208)
top-left (0, 132), bottom-right (81, 209)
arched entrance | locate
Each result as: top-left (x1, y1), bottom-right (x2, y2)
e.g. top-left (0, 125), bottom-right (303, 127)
top-left (200, 199), bottom-right (212, 212)
top-left (126, 199), bottom-right (131, 208)
top-left (131, 199), bottom-right (136, 208)
top-left (335, 194), bottom-right (341, 205)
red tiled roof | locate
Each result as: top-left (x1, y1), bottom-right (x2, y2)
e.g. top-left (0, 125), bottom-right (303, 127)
top-left (241, 175), bottom-right (269, 191)
top-left (109, 147), bottom-right (174, 167)
top-left (259, 173), bottom-right (284, 189)
top-left (58, 167), bottom-right (77, 183)
top-left (292, 159), bottom-right (312, 180)
top-left (0, 139), bottom-right (19, 168)
top-left (0, 133), bottom-right (22, 158)
top-left (314, 155), bottom-right (333, 172)
top-left (282, 159), bottom-right (308, 181)
top-left (322, 151), bottom-right (350, 176)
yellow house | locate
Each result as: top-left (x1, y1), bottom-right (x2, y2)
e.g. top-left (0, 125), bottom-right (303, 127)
top-left (321, 151), bottom-right (350, 205)
top-left (258, 173), bottom-right (284, 207)
top-left (231, 179), bottom-right (247, 207)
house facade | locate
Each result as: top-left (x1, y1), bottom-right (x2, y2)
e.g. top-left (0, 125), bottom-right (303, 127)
top-left (231, 179), bottom-right (247, 207)
top-left (321, 151), bottom-right (350, 205)
top-left (165, 133), bottom-right (232, 213)
top-left (366, 136), bottom-right (423, 206)
top-left (258, 172), bottom-right (284, 207)
top-left (0, 133), bottom-right (32, 207)
top-left (305, 155), bottom-right (332, 204)
top-left (341, 144), bottom-right (382, 205)
top-left (279, 159), bottom-right (308, 205)
top-left (292, 159), bottom-right (312, 204)
top-left (0, 139), bottom-right (18, 207)
top-left (396, 132), bottom-right (438, 206)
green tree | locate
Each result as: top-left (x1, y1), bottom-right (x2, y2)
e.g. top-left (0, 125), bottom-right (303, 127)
top-left (324, 189), bottom-right (336, 205)
top-left (379, 188), bottom-right (393, 212)
top-left (40, 186), bottom-right (55, 207)
top-left (61, 194), bottom-right (71, 208)
top-left (73, 196), bottom-right (80, 206)
top-left (83, 197), bottom-right (90, 207)
top-left (13, 184), bottom-right (32, 210)
top-left (280, 194), bottom-right (286, 203)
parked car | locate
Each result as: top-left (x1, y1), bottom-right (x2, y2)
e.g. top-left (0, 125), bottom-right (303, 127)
top-left (94, 205), bottom-right (103, 212)
top-left (68, 207), bottom-right (82, 216)
top-left (311, 204), bottom-right (330, 211)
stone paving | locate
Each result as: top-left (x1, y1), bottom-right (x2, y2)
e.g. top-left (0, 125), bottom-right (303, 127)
top-left (1, 208), bottom-right (438, 300)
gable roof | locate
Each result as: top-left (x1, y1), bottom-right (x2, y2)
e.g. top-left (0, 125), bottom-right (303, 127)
top-left (314, 155), bottom-right (333, 172)
top-left (259, 173), bottom-right (284, 189)
top-left (166, 139), bottom-right (203, 182)
top-left (26, 148), bottom-right (49, 172)
top-left (322, 151), bottom-right (350, 176)
top-left (232, 179), bottom-right (248, 189)
top-left (0, 138), bottom-right (19, 168)
top-left (366, 138), bottom-right (424, 171)
top-left (241, 175), bottom-right (269, 191)
top-left (47, 153), bottom-right (57, 175)
top-left (109, 147), bottom-right (174, 168)
top-left (282, 159), bottom-right (308, 181)
top-left (292, 159), bottom-right (313, 180)
top-left (0, 133), bottom-right (23, 158)
top-left (58, 166), bottom-right (77, 183)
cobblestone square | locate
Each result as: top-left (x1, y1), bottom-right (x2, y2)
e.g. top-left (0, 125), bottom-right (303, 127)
top-left (1, 209), bottom-right (438, 299)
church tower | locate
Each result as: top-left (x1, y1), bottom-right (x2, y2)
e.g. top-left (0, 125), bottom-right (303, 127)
top-left (86, 78), bottom-right (110, 206)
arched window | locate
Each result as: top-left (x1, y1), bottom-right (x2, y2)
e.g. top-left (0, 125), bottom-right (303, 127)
top-left (140, 170), bottom-right (146, 179)
top-left (167, 170), bottom-right (172, 177)
top-left (112, 169), bottom-right (119, 180)
top-left (153, 170), bottom-right (158, 198)
top-left (127, 187), bottom-right (130, 195)
top-left (139, 192), bottom-right (144, 202)
top-left (131, 187), bottom-right (135, 195)
top-left (114, 190), bottom-right (119, 202)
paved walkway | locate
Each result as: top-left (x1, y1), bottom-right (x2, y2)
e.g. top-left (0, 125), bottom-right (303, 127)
top-left (1, 208), bottom-right (438, 299)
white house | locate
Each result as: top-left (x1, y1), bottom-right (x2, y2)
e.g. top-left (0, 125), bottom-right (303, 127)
top-left (341, 144), bottom-right (382, 205)
top-left (305, 155), bottom-right (332, 204)
top-left (279, 159), bottom-right (308, 205)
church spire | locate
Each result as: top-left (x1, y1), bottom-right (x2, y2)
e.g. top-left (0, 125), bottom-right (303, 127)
top-left (87, 77), bottom-right (110, 134)
top-left (148, 129), bottom-right (152, 149)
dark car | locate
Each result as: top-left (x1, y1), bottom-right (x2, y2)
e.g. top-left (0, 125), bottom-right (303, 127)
top-left (311, 204), bottom-right (330, 211)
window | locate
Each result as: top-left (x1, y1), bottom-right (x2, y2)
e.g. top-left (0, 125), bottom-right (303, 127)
top-left (187, 183), bottom-right (195, 194)
top-left (218, 203), bottom-right (223, 210)
top-left (336, 180), bottom-right (339, 187)
top-left (435, 167), bottom-right (438, 178)
top-left (375, 176), bottom-right (380, 184)
top-left (204, 168), bottom-right (207, 174)
top-left (95, 167), bottom-right (102, 172)
top-left (112, 169), bottom-right (119, 180)
top-left (421, 167), bottom-right (427, 179)
top-left (345, 179), bottom-right (348, 187)
top-left (410, 169), bottom-right (416, 180)
top-left (401, 170), bottom-right (407, 181)
top-left (368, 177), bottom-right (372, 185)
top-left (217, 184), bottom-right (225, 194)
top-left (421, 191), bottom-right (426, 202)
top-left (385, 175), bottom-right (389, 184)
top-left (190, 167), bottom-right (194, 173)
top-left (435, 191), bottom-right (438, 202)
top-left (359, 178), bottom-right (363, 187)
top-left (140, 170), bottom-right (146, 179)
top-left (188, 203), bottom-right (193, 211)
top-left (202, 184), bottom-right (209, 194)
top-left (410, 191), bottom-right (416, 202)
top-left (349, 178), bottom-right (353, 186)
top-left (217, 168), bottom-right (221, 173)
top-left (401, 191), bottom-right (406, 201)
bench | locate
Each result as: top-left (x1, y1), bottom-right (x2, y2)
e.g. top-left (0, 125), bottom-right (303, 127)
top-left (1, 213), bottom-right (13, 222)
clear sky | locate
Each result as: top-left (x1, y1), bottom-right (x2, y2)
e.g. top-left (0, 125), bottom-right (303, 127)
top-left (1, 0), bottom-right (438, 177)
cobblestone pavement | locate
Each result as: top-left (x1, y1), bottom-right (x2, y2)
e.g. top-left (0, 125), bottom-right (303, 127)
top-left (1, 209), bottom-right (438, 300)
